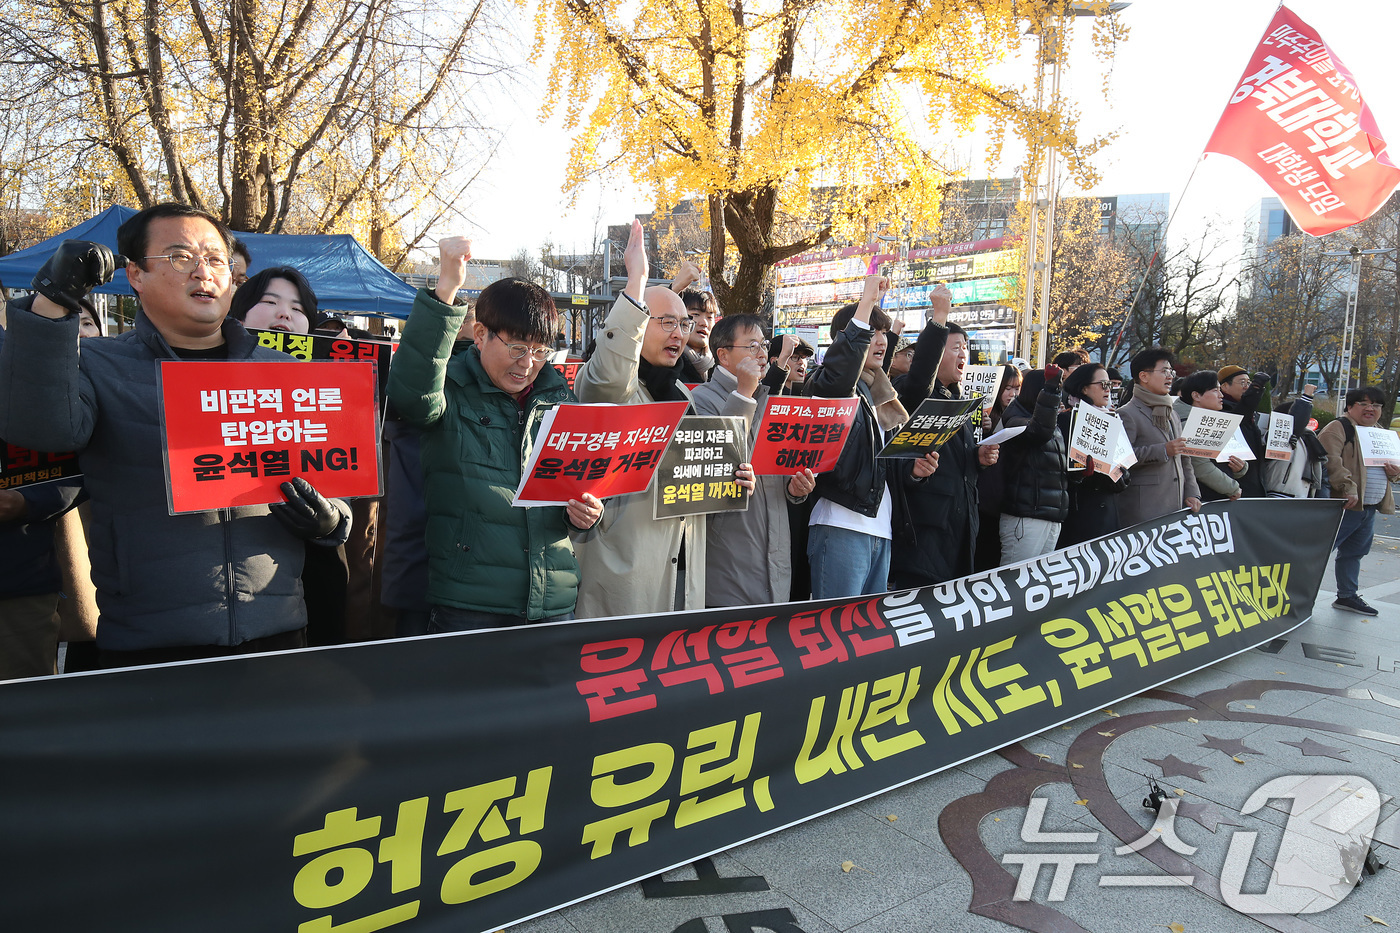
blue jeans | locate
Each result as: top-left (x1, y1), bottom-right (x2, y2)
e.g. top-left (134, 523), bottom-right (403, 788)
top-left (808, 525), bottom-right (891, 599)
top-left (1332, 505), bottom-right (1377, 599)
top-left (428, 605), bottom-right (574, 633)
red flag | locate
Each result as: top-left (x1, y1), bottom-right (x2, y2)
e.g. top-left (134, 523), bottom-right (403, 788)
top-left (1204, 5), bottom-right (1400, 236)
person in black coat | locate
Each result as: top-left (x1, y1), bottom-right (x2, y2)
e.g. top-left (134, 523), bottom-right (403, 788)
top-left (1056, 362), bottom-right (1128, 547)
top-left (888, 287), bottom-right (1001, 589)
top-left (998, 365), bottom-right (1068, 564)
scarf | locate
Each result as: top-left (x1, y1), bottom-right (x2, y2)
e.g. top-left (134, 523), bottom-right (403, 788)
top-left (860, 365), bottom-right (909, 432)
top-left (639, 357), bottom-right (688, 403)
top-left (1135, 387), bottom-right (1174, 435)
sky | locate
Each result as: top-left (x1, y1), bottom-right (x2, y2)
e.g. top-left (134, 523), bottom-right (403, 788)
top-left (453, 0), bottom-right (1400, 264)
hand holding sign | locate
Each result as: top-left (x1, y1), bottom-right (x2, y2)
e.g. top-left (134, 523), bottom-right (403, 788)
top-left (566, 493), bottom-right (604, 530)
top-left (269, 477), bottom-right (343, 540)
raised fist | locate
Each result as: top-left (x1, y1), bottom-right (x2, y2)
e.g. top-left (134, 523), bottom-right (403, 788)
top-left (32, 239), bottom-right (119, 313)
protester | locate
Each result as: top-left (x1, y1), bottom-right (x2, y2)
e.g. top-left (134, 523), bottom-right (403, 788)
top-left (77, 304), bottom-right (103, 339)
top-left (1320, 386), bottom-right (1399, 616)
top-left (387, 238), bottom-right (602, 629)
top-left (229, 266), bottom-right (317, 334)
top-left (0, 203), bottom-right (351, 666)
top-left (693, 313), bottom-right (815, 606)
top-left (230, 238), bottom-right (252, 286)
top-left (573, 221), bottom-right (753, 617)
top-left (672, 260), bottom-right (717, 383)
top-left (1117, 347), bottom-right (1200, 527)
top-left (769, 334), bottom-right (814, 394)
top-left (974, 362), bottom-right (1021, 569)
top-left (801, 274), bottom-right (920, 598)
top-left (1053, 349), bottom-right (1089, 377)
top-left (1173, 371), bottom-right (1249, 502)
top-left (1217, 365), bottom-right (1270, 497)
top-left (1262, 385), bottom-right (1322, 498)
top-left (1057, 363), bottom-right (1127, 547)
top-left (996, 365), bottom-right (1069, 563)
top-left (889, 335), bottom-right (915, 378)
top-left (889, 288), bottom-right (995, 589)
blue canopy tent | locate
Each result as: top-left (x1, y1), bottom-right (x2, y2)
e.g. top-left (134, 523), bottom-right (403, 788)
top-left (0, 205), bottom-right (418, 318)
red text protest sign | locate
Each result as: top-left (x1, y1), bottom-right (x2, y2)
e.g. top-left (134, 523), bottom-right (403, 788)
top-left (749, 396), bottom-right (858, 475)
top-left (514, 402), bottom-right (689, 506)
top-left (159, 361), bottom-right (381, 514)
top-left (0, 441), bottom-right (80, 491)
top-left (249, 329), bottom-right (393, 403)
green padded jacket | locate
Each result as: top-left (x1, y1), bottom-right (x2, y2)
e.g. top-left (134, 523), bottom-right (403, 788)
top-left (387, 288), bottom-right (581, 619)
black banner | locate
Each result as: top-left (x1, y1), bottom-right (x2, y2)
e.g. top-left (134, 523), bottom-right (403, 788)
top-left (0, 499), bottom-right (1342, 933)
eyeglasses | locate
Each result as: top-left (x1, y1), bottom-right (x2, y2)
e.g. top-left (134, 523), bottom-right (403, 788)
top-left (650, 316), bottom-right (696, 335)
top-left (1089, 379), bottom-right (1112, 389)
top-left (145, 251), bottom-right (231, 275)
top-left (491, 332), bottom-right (553, 362)
top-left (719, 342), bottom-right (766, 355)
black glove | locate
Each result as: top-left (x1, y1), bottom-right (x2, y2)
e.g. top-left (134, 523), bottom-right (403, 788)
top-left (1251, 371), bottom-right (1270, 386)
top-left (269, 477), bottom-right (344, 540)
top-left (31, 240), bottom-right (120, 314)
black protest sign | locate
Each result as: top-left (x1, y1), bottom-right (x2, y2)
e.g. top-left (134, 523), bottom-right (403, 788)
top-left (0, 499), bottom-right (1342, 933)
top-left (878, 395), bottom-right (983, 458)
top-left (653, 416), bottom-right (749, 519)
top-left (249, 328), bottom-right (393, 403)
top-left (0, 441), bottom-right (80, 491)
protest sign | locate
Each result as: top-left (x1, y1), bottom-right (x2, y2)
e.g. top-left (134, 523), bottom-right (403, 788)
top-left (514, 402), bottom-right (688, 506)
top-left (1215, 426), bottom-right (1257, 463)
top-left (1357, 425), bottom-right (1400, 466)
top-left (878, 396), bottom-right (983, 459)
top-left (1067, 406), bottom-right (1128, 479)
top-left (1178, 407), bottom-right (1242, 459)
top-left (653, 416), bottom-right (749, 519)
top-left (0, 499), bottom-right (1343, 933)
top-left (555, 360), bottom-right (584, 390)
top-left (959, 365), bottom-right (1002, 409)
top-left (0, 442), bottom-right (80, 491)
top-left (249, 329), bottom-right (392, 403)
top-left (1265, 410), bottom-right (1296, 460)
top-left (749, 397), bottom-right (858, 475)
top-left (158, 360), bottom-right (381, 514)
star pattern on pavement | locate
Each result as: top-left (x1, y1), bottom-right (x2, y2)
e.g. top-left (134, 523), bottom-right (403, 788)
top-left (1198, 734), bottom-right (1263, 758)
top-left (1144, 754), bottom-right (1210, 782)
top-left (1174, 799), bottom-right (1242, 833)
top-left (1279, 737), bottom-right (1351, 761)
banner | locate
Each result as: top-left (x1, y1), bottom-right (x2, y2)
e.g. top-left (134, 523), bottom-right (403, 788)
top-left (878, 396), bottom-right (983, 459)
top-left (0, 499), bottom-right (1342, 933)
top-left (1266, 410), bottom-right (1296, 460)
top-left (653, 416), bottom-right (749, 519)
top-left (1178, 407), bottom-right (1242, 459)
top-left (749, 397), bottom-right (858, 474)
top-left (1204, 5), bottom-right (1400, 235)
top-left (513, 402), bottom-right (688, 506)
top-left (158, 360), bottom-right (382, 513)
top-left (0, 441), bottom-right (79, 491)
top-left (1356, 425), bottom-right (1400, 466)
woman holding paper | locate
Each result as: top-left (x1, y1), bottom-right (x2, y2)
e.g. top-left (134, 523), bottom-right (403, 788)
top-left (996, 364), bottom-right (1069, 563)
top-left (1056, 364), bottom-right (1128, 546)
top-left (1173, 371), bottom-right (1249, 502)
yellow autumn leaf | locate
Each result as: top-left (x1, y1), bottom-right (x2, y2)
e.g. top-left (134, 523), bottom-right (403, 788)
top-left (1245, 704), bottom-right (1256, 709)
top-left (1105, 709), bottom-right (1120, 717)
top-left (841, 861), bottom-right (854, 873)
top-left (1071, 763), bottom-right (1085, 769)
top-left (1165, 923), bottom-right (1186, 933)
top-left (1035, 753), bottom-right (1051, 760)
top-left (887, 815), bottom-right (898, 822)
top-left (1174, 788), bottom-right (1186, 796)
top-left (1075, 799), bottom-right (1089, 806)
top-left (1364, 917), bottom-right (1388, 927)
top-left (1187, 717), bottom-right (1199, 723)
top-left (1233, 756), bottom-right (1245, 764)
top-left (1097, 730), bottom-right (1115, 737)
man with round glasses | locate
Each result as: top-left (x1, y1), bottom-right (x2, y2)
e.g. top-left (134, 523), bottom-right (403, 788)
top-left (0, 202), bottom-right (351, 666)
top-left (389, 237), bottom-right (603, 630)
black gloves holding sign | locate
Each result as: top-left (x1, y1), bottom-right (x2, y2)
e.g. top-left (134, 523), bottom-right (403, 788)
top-left (32, 239), bottom-right (121, 314)
top-left (270, 477), bottom-right (345, 541)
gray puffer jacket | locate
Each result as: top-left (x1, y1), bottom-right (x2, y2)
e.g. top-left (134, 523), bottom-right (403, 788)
top-left (0, 300), bottom-right (350, 651)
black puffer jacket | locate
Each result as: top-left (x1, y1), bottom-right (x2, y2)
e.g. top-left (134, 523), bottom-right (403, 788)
top-left (804, 321), bottom-right (912, 542)
top-left (999, 370), bottom-right (1069, 523)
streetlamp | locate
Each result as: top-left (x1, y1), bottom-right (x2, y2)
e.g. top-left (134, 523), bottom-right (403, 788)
top-left (1322, 245), bottom-right (1394, 414)
top-left (1020, 2), bottom-right (1129, 369)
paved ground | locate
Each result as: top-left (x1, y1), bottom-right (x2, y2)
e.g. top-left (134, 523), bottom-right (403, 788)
top-left (513, 541), bottom-right (1400, 933)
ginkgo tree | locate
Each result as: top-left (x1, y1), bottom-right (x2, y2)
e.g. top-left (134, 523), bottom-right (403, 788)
top-left (537, 0), bottom-right (1125, 314)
